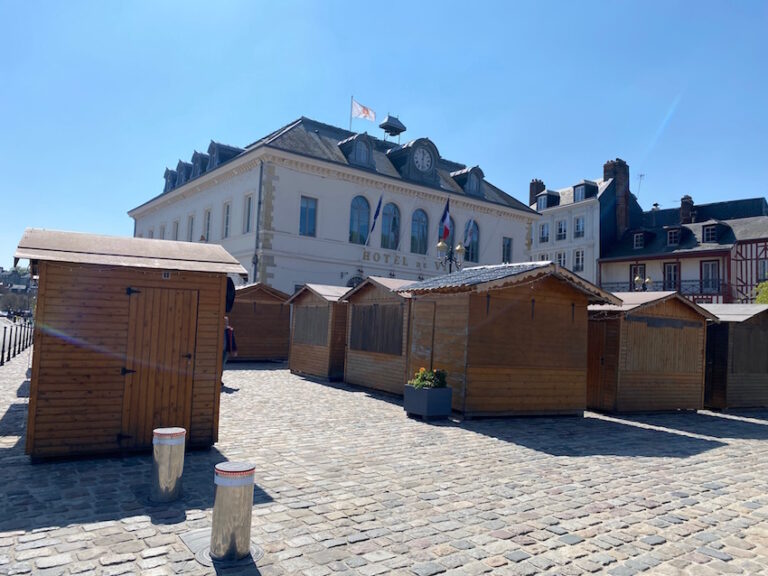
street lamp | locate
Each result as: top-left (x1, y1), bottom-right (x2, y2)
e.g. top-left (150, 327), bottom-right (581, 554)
top-left (437, 239), bottom-right (466, 273)
top-left (633, 275), bottom-right (653, 291)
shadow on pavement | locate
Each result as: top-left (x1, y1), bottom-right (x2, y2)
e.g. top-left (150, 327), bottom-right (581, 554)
top-left (224, 361), bottom-right (287, 372)
top-left (0, 446), bottom-right (273, 533)
top-left (17, 379), bottom-right (29, 398)
top-left (452, 414), bottom-right (725, 458)
top-left (619, 411), bottom-right (768, 440)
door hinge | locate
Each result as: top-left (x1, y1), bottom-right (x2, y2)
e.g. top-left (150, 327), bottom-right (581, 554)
top-left (116, 433), bottom-right (132, 442)
top-left (121, 367), bottom-right (137, 376)
top-left (126, 287), bottom-right (142, 296)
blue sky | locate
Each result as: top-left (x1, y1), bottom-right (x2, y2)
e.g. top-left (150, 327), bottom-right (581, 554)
top-left (1, 0), bottom-right (766, 269)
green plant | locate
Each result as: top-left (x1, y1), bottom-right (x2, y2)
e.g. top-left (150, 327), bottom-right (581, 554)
top-left (757, 281), bottom-right (768, 304)
top-left (408, 367), bottom-right (447, 389)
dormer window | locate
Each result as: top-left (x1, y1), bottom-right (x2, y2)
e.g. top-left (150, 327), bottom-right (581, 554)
top-left (633, 233), bottom-right (644, 249)
top-left (574, 185), bottom-right (585, 202)
top-left (467, 174), bottom-right (480, 196)
top-left (667, 229), bottom-right (680, 246)
top-left (536, 196), bottom-right (547, 211)
top-left (353, 140), bottom-right (370, 165)
top-left (703, 225), bottom-right (717, 243)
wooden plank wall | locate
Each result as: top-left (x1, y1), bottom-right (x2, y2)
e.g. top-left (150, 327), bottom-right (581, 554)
top-left (586, 318), bottom-right (620, 411)
top-left (229, 299), bottom-right (290, 361)
top-left (727, 313), bottom-right (768, 407)
top-left (616, 297), bottom-right (705, 412)
top-left (345, 284), bottom-right (410, 395)
top-left (328, 303), bottom-right (348, 381)
top-left (407, 293), bottom-right (469, 411)
top-left (27, 261), bottom-right (225, 457)
top-left (289, 290), bottom-right (332, 379)
top-left (465, 277), bottom-right (589, 415)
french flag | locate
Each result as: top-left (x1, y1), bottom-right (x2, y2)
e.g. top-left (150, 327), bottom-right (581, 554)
top-left (366, 195), bottom-right (383, 246)
top-left (439, 198), bottom-right (451, 241)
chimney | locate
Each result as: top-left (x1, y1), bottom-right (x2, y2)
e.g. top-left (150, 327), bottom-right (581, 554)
top-left (680, 195), bottom-right (694, 224)
top-left (604, 158), bottom-right (630, 236)
top-left (529, 179), bottom-right (545, 206)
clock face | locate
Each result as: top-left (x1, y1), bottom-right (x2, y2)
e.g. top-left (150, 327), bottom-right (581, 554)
top-left (413, 147), bottom-right (433, 172)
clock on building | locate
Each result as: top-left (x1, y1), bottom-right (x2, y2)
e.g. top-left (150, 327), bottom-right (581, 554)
top-left (413, 147), bottom-right (433, 172)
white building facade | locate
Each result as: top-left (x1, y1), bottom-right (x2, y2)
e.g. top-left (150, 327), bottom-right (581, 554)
top-left (129, 117), bottom-right (538, 294)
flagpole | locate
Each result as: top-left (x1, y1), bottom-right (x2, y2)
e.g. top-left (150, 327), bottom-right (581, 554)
top-left (349, 95), bottom-right (353, 131)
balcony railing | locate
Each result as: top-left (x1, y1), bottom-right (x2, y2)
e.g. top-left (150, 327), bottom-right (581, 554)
top-left (600, 279), bottom-right (732, 302)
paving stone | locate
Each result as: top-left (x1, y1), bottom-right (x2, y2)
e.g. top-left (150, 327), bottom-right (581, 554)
top-left (699, 547), bottom-right (733, 561)
top-left (411, 561), bottom-right (446, 576)
top-left (641, 535), bottom-right (666, 546)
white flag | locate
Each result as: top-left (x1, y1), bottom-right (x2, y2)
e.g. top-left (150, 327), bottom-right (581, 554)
top-left (351, 99), bottom-right (376, 122)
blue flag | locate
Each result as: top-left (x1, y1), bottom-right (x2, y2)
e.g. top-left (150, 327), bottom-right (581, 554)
top-left (366, 195), bottom-right (383, 246)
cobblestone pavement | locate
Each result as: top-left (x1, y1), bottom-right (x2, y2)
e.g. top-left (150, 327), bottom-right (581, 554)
top-left (1, 354), bottom-right (768, 575)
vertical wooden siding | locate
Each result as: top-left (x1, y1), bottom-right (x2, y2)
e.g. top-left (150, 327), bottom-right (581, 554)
top-left (616, 297), bottom-right (706, 412)
top-left (27, 262), bottom-right (225, 457)
top-left (345, 284), bottom-right (410, 395)
top-left (407, 293), bottom-right (469, 411)
top-left (726, 313), bottom-right (768, 407)
top-left (587, 318), bottom-right (620, 411)
top-left (465, 277), bottom-right (589, 415)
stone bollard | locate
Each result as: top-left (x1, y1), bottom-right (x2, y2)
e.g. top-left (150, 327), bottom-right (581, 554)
top-left (210, 462), bottom-right (255, 561)
top-left (150, 427), bottom-right (186, 503)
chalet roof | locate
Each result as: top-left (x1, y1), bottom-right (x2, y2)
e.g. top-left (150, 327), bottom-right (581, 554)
top-left (341, 276), bottom-right (413, 301)
top-left (14, 228), bottom-right (248, 276)
top-left (235, 282), bottom-right (290, 302)
top-left (589, 291), bottom-right (716, 320)
top-left (700, 303), bottom-right (768, 323)
top-left (287, 283), bottom-right (350, 304)
top-left (396, 262), bottom-right (620, 304)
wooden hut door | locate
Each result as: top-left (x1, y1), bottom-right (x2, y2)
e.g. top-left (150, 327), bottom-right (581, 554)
top-left (120, 287), bottom-right (199, 450)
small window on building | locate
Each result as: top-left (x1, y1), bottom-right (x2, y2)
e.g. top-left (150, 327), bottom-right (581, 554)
top-left (758, 258), bottom-right (768, 281)
top-left (502, 237), bottom-right (513, 263)
top-left (300, 196), bottom-right (317, 237)
top-left (539, 223), bottom-right (550, 243)
top-left (574, 185), bottom-right (585, 202)
top-left (222, 202), bottom-right (231, 239)
top-left (244, 195), bottom-right (253, 234)
top-left (633, 233), bottom-right (644, 249)
top-left (467, 174), bottom-right (480, 196)
top-left (353, 140), bottom-right (370, 165)
top-left (381, 203), bottom-right (401, 250)
top-left (556, 220), bottom-right (567, 241)
top-left (203, 209), bottom-right (212, 242)
top-left (539, 253), bottom-right (549, 261)
top-left (187, 215), bottom-right (195, 242)
top-left (556, 252), bottom-right (566, 267)
top-left (536, 196), bottom-right (547, 211)
top-left (703, 225), bottom-right (717, 243)
top-left (147, 229), bottom-right (154, 239)
top-left (574, 216), bottom-right (585, 238)
top-left (464, 220), bottom-right (479, 263)
top-left (159, 225), bottom-right (165, 240)
top-left (573, 250), bottom-right (584, 272)
top-left (173, 220), bottom-right (179, 241)
top-left (667, 229), bottom-right (680, 246)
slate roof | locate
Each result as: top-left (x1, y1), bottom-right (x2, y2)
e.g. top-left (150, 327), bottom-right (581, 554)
top-left (641, 198), bottom-right (768, 228)
top-left (341, 276), bottom-right (413, 300)
top-left (529, 179), bottom-right (611, 209)
top-left (601, 214), bottom-right (768, 261)
top-left (15, 228), bottom-right (248, 275)
top-left (589, 291), bottom-right (716, 320)
top-left (701, 303), bottom-right (768, 323)
top-left (397, 262), bottom-right (619, 304)
top-left (287, 283), bottom-right (350, 304)
top-left (133, 117), bottom-right (535, 215)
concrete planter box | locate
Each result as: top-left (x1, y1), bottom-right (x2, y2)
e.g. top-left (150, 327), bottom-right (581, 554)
top-left (404, 385), bottom-right (452, 420)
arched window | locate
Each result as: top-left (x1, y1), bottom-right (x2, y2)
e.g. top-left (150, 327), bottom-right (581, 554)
top-left (381, 203), bottom-right (400, 250)
top-left (464, 220), bottom-right (479, 263)
top-left (354, 140), bottom-right (370, 165)
top-left (349, 196), bottom-right (370, 244)
top-left (410, 209), bottom-right (429, 254)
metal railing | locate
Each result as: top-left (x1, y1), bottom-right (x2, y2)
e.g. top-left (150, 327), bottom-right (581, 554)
top-left (0, 321), bottom-right (34, 366)
top-left (600, 279), bottom-right (731, 298)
